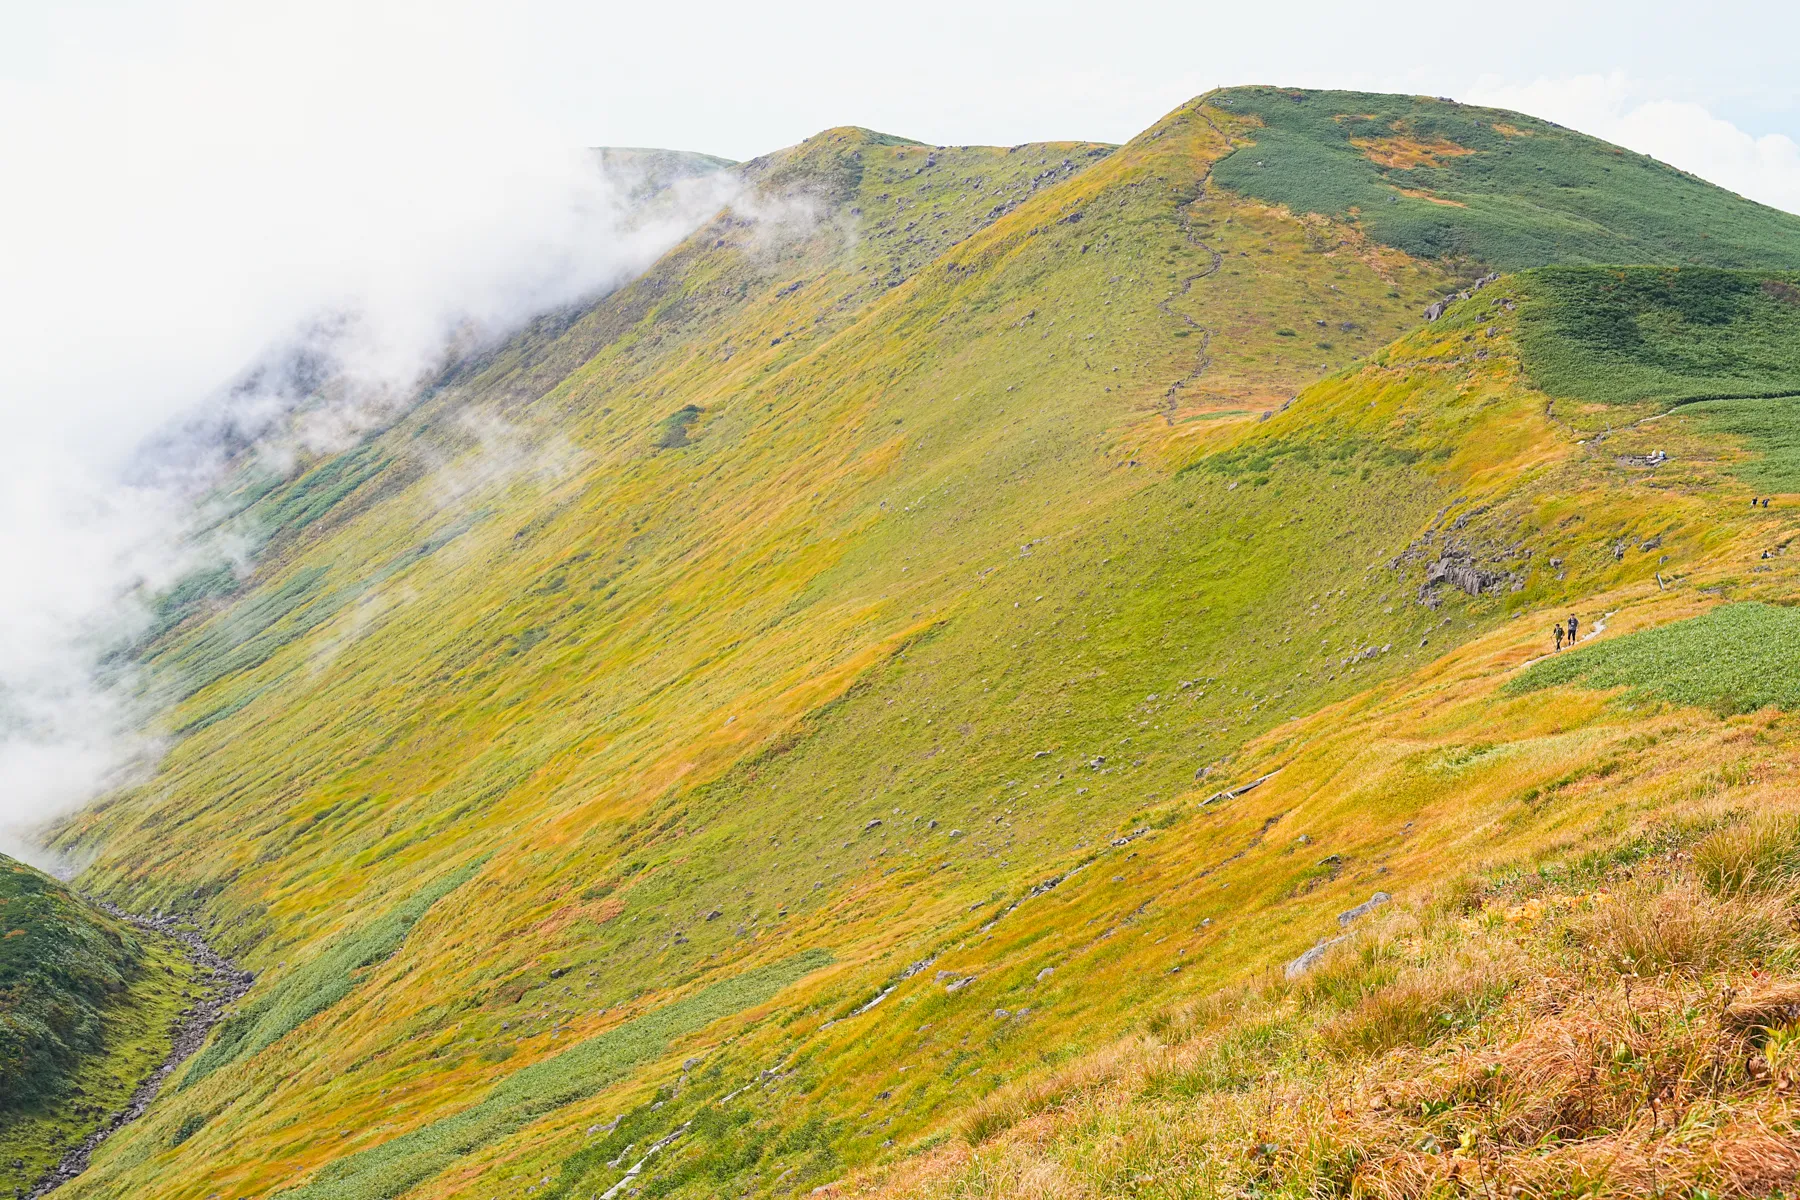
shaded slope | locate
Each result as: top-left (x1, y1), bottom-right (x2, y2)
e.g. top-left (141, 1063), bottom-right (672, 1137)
top-left (0, 857), bottom-right (195, 1195)
top-left (1517, 266), bottom-right (1800, 405)
top-left (1209, 86), bottom-right (1800, 270)
top-left (39, 94), bottom-right (1800, 1200)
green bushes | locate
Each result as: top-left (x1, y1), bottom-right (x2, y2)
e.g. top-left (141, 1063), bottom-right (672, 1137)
top-left (655, 406), bottom-right (703, 449)
top-left (1684, 394), bottom-right (1800, 491)
top-left (0, 857), bottom-right (144, 1112)
top-left (1209, 88), bottom-right (1800, 271)
top-left (1515, 266), bottom-right (1800, 406)
top-left (1508, 602), bottom-right (1800, 715)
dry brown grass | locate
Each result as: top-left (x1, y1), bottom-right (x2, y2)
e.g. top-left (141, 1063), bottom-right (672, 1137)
top-left (1696, 814), bottom-right (1800, 898)
top-left (844, 851), bottom-right (1800, 1200)
top-left (1350, 135), bottom-right (1478, 169)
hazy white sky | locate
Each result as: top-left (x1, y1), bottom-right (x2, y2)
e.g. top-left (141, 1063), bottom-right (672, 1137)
top-left (0, 0), bottom-right (1797, 858)
top-left (7, 1), bottom-right (1800, 176)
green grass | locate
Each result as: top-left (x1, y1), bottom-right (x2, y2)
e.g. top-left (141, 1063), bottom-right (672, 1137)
top-left (1509, 602), bottom-right (1800, 714)
top-left (0, 856), bottom-right (194, 1194)
top-left (1209, 88), bottom-right (1800, 271)
top-left (1516, 267), bottom-right (1800, 405)
top-left (275, 949), bottom-right (832, 1200)
top-left (181, 861), bottom-right (483, 1088)
top-left (1683, 394), bottom-right (1800, 491)
top-left (655, 405), bottom-right (704, 449)
top-left (0, 858), bottom-right (143, 1109)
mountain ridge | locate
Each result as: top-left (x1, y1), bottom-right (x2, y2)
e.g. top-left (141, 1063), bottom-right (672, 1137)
top-left (16, 88), bottom-right (1800, 1199)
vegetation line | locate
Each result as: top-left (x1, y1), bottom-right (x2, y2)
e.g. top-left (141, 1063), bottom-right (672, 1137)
top-left (28, 908), bottom-right (252, 1198)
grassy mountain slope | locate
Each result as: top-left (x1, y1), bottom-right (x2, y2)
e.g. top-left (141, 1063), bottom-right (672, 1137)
top-left (837, 307), bottom-right (1800, 1198)
top-left (0, 856), bottom-right (194, 1195)
top-left (40, 92), bottom-right (1800, 1200)
top-left (1209, 86), bottom-right (1800, 270)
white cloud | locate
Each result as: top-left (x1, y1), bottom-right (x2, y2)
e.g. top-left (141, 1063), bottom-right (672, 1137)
top-left (0, 0), bottom-right (734, 864)
top-left (1470, 73), bottom-right (1800, 215)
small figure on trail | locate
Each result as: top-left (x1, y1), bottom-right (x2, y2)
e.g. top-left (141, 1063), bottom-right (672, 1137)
top-left (1567, 614), bottom-right (1580, 643)
top-left (1764, 498), bottom-right (1773, 508)
top-left (1753, 497), bottom-right (1761, 507)
top-left (1553, 624), bottom-right (1564, 652)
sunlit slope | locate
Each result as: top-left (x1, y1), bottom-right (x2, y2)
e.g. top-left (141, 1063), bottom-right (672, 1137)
top-left (429, 271), bottom-right (1798, 1200)
top-left (46, 95), bottom-right (1800, 1200)
top-left (1209, 86), bottom-right (1800, 270)
top-left (0, 857), bottom-right (194, 1194)
top-left (840, 301), bottom-right (1800, 1200)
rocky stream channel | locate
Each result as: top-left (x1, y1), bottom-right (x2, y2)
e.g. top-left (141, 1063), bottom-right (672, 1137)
top-left (27, 907), bottom-right (252, 1198)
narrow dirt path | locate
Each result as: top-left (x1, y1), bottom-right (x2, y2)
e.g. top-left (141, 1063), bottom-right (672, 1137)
top-left (1155, 99), bottom-right (1234, 421)
top-left (29, 907), bottom-right (253, 1197)
top-left (1156, 198), bottom-right (1224, 418)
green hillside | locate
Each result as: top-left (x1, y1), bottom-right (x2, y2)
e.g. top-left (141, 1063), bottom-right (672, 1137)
top-left (0, 856), bottom-right (194, 1195)
top-left (34, 90), bottom-right (1800, 1200)
top-left (1210, 86), bottom-right (1800, 270)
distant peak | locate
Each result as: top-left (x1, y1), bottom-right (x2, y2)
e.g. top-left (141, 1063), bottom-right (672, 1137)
top-left (805, 125), bottom-right (927, 149)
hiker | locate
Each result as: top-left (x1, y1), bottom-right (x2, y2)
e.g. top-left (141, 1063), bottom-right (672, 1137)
top-left (1753, 497), bottom-right (1760, 507)
top-left (1553, 624), bottom-right (1564, 652)
top-left (1764, 498), bottom-right (1773, 508)
top-left (1567, 614), bottom-right (1579, 643)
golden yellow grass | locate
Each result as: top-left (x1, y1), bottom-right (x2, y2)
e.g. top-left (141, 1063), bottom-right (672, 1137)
top-left (836, 844), bottom-right (1800, 1200)
top-left (1351, 136), bottom-right (1479, 170)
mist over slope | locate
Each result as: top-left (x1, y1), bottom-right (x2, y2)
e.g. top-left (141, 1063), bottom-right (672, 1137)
top-left (22, 88), bottom-right (1800, 1200)
top-left (0, 148), bottom-right (739, 869)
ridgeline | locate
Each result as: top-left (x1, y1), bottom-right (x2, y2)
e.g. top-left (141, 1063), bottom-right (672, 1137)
top-left (18, 88), bottom-right (1800, 1200)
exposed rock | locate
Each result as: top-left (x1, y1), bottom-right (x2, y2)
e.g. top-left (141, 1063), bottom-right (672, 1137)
top-left (1202, 770), bottom-right (1279, 806)
top-left (1336, 891), bottom-right (1392, 927)
top-left (1284, 935), bottom-right (1345, 979)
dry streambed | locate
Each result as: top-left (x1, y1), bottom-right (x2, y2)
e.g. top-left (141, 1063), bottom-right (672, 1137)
top-left (28, 907), bottom-right (252, 1198)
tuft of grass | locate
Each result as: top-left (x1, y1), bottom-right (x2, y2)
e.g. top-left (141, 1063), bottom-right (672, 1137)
top-left (1694, 813), bottom-right (1800, 897)
top-left (1569, 877), bottom-right (1784, 974)
top-left (1321, 961), bottom-right (1512, 1055)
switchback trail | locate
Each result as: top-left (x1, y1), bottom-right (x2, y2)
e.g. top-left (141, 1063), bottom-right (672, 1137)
top-left (28, 907), bottom-right (253, 1198)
